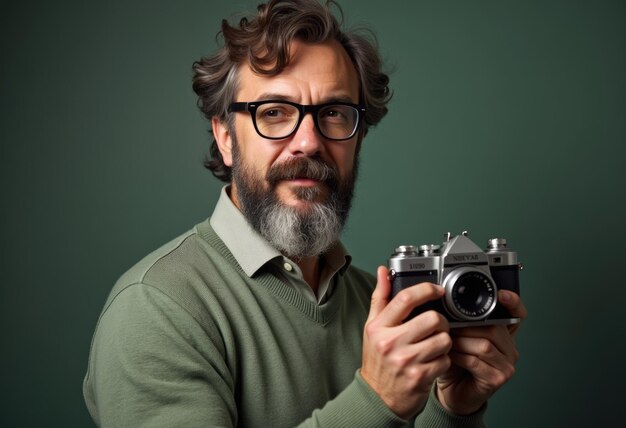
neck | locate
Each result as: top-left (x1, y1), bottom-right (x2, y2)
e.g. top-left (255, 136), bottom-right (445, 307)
top-left (294, 255), bottom-right (322, 294)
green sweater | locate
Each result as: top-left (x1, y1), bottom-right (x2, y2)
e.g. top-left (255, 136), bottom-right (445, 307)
top-left (83, 219), bottom-right (486, 427)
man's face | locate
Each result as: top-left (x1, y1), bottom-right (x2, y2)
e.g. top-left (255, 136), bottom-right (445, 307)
top-left (213, 39), bottom-right (362, 258)
top-left (217, 39), bottom-right (361, 213)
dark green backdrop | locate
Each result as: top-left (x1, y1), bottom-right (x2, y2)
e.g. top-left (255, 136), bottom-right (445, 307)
top-left (2, 1), bottom-right (625, 426)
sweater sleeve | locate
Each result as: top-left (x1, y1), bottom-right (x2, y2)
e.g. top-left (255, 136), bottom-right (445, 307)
top-left (297, 371), bottom-right (409, 428)
top-left (414, 386), bottom-right (487, 428)
top-left (296, 372), bottom-right (486, 428)
top-left (83, 283), bottom-right (238, 427)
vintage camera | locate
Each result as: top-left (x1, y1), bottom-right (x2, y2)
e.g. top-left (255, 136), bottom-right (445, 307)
top-left (388, 231), bottom-right (521, 328)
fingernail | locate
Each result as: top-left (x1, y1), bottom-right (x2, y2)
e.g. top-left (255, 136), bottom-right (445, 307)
top-left (499, 290), bottom-right (512, 302)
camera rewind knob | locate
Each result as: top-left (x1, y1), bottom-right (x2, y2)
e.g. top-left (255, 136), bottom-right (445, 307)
top-left (394, 245), bottom-right (417, 256)
top-left (488, 238), bottom-right (508, 250)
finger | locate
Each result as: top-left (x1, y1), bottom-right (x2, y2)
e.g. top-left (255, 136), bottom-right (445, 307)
top-left (498, 290), bottom-right (527, 320)
top-left (452, 325), bottom-right (517, 361)
top-left (378, 310), bottom-right (450, 354)
top-left (390, 341), bottom-right (453, 387)
top-left (401, 310), bottom-right (450, 344)
top-left (497, 290), bottom-right (527, 336)
top-left (449, 350), bottom-right (515, 390)
top-left (380, 332), bottom-right (451, 376)
top-left (381, 282), bottom-right (445, 326)
top-left (367, 266), bottom-right (392, 322)
top-left (409, 354), bottom-right (453, 394)
top-left (451, 335), bottom-right (517, 369)
top-left (407, 331), bottom-right (453, 363)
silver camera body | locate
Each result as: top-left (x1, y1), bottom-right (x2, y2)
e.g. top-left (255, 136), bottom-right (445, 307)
top-left (388, 232), bottom-right (521, 328)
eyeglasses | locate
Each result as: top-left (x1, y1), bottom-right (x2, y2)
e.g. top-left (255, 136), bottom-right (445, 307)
top-left (228, 100), bottom-right (366, 141)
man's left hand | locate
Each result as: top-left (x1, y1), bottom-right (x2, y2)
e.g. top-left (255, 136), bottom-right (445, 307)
top-left (435, 290), bottom-right (527, 415)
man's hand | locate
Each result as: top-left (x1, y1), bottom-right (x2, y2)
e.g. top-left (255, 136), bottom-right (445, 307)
top-left (360, 266), bottom-right (453, 420)
top-left (436, 290), bottom-right (527, 415)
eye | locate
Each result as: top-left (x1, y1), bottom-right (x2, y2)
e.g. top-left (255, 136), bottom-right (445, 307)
top-left (319, 105), bottom-right (351, 123)
top-left (263, 109), bottom-right (282, 118)
top-left (321, 109), bottom-right (343, 118)
top-left (257, 103), bottom-right (297, 122)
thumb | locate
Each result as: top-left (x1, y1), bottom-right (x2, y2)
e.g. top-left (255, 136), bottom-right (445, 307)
top-left (498, 290), bottom-right (527, 336)
top-left (367, 266), bottom-right (392, 322)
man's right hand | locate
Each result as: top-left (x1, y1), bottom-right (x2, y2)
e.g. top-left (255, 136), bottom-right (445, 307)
top-left (360, 266), bottom-right (452, 420)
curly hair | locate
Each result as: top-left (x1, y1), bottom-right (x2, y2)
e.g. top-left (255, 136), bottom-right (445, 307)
top-left (192, 0), bottom-right (391, 182)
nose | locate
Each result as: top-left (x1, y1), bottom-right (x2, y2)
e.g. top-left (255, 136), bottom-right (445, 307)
top-left (287, 113), bottom-right (324, 157)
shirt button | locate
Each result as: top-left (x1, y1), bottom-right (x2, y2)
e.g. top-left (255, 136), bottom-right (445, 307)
top-left (283, 262), bottom-right (293, 272)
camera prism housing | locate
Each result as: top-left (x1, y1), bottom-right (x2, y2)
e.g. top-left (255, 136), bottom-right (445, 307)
top-left (388, 232), bottom-right (521, 328)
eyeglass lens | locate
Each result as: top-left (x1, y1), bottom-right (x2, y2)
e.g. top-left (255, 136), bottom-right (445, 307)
top-left (255, 102), bottom-right (358, 140)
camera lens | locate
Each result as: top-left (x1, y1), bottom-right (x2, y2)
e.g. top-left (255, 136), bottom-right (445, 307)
top-left (443, 268), bottom-right (497, 321)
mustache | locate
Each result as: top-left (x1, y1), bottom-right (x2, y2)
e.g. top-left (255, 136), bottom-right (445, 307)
top-left (266, 157), bottom-right (339, 187)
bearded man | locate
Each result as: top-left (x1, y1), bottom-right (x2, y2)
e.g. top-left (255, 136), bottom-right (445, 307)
top-left (83, 1), bottom-right (526, 427)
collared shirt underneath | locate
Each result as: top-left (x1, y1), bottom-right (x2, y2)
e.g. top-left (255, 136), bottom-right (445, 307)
top-left (210, 186), bottom-right (351, 304)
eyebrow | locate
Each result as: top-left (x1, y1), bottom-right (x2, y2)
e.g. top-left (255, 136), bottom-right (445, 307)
top-left (254, 93), bottom-right (357, 104)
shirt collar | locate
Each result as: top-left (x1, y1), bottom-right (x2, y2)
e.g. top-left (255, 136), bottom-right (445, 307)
top-left (210, 186), bottom-right (351, 277)
top-left (210, 186), bottom-right (282, 277)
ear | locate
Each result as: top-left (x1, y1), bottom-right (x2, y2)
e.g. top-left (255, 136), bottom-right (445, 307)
top-left (212, 116), bottom-right (233, 167)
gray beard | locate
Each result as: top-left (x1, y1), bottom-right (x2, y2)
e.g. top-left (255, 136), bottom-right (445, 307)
top-left (231, 148), bottom-right (357, 260)
top-left (254, 196), bottom-right (344, 260)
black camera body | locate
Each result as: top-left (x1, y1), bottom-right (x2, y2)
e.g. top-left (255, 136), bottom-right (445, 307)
top-left (388, 232), bottom-right (521, 328)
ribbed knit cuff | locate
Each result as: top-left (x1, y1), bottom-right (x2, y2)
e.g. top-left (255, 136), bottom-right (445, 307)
top-left (415, 384), bottom-right (487, 428)
top-left (302, 371), bottom-right (408, 428)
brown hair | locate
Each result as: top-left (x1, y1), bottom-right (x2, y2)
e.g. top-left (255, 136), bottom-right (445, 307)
top-left (192, 0), bottom-right (391, 182)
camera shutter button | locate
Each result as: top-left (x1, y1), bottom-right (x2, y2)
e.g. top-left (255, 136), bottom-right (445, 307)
top-left (419, 244), bottom-right (441, 256)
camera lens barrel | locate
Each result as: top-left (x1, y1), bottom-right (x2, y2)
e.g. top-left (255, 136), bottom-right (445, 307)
top-left (442, 267), bottom-right (497, 321)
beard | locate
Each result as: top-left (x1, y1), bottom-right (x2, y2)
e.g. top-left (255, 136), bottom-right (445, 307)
top-left (230, 139), bottom-right (358, 261)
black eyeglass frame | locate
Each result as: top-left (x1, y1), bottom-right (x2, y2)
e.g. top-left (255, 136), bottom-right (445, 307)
top-left (228, 100), bottom-right (366, 141)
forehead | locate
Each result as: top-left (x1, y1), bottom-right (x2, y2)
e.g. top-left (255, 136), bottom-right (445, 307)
top-left (236, 39), bottom-right (360, 103)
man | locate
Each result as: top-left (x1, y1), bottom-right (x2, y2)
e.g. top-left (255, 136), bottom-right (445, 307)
top-left (83, 1), bottom-right (526, 426)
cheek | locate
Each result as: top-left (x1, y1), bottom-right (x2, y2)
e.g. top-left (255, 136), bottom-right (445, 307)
top-left (329, 144), bottom-right (358, 178)
top-left (238, 143), bottom-right (284, 180)
top-left (234, 123), bottom-right (282, 176)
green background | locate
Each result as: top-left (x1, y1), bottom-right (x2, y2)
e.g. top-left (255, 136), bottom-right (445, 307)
top-left (2, 0), bottom-right (625, 426)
